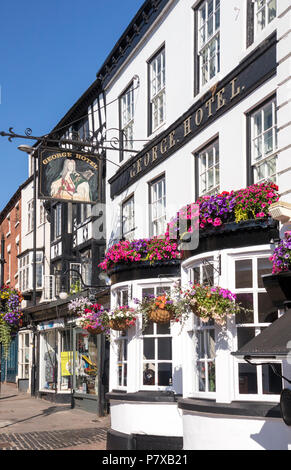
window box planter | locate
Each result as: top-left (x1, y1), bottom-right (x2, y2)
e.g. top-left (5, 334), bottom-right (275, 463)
top-left (108, 259), bottom-right (180, 285)
top-left (262, 271), bottom-right (291, 308)
top-left (182, 218), bottom-right (279, 259)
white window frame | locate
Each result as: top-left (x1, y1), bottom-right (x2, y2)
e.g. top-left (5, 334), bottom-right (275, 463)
top-left (251, 97), bottom-right (277, 184)
top-left (140, 284), bottom-right (173, 391)
top-left (230, 250), bottom-right (282, 401)
top-left (114, 286), bottom-right (130, 390)
top-left (69, 263), bottom-right (82, 291)
top-left (189, 258), bottom-right (217, 397)
top-left (19, 251), bottom-right (43, 292)
top-left (149, 48), bottom-right (166, 132)
top-left (39, 201), bottom-right (46, 226)
top-left (122, 196), bottom-right (135, 241)
top-left (54, 204), bottom-right (62, 240)
top-left (149, 176), bottom-right (166, 237)
top-left (198, 140), bottom-right (220, 196)
top-left (198, 0), bottom-right (220, 87)
top-left (27, 200), bottom-right (34, 233)
top-left (121, 83), bottom-right (134, 152)
top-left (18, 331), bottom-right (31, 380)
top-left (19, 253), bottom-right (30, 292)
top-left (254, 0), bottom-right (277, 36)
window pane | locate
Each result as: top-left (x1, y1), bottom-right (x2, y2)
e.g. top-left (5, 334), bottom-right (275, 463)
top-left (239, 363), bottom-right (258, 394)
top-left (142, 288), bottom-right (154, 299)
top-left (235, 259), bottom-right (253, 288)
top-left (158, 337), bottom-right (172, 360)
top-left (262, 363), bottom-right (282, 395)
top-left (208, 361), bottom-right (216, 392)
top-left (206, 330), bottom-right (215, 358)
top-left (158, 363), bottom-right (172, 386)
top-left (258, 293), bottom-right (278, 323)
top-left (198, 362), bottom-right (206, 391)
top-left (268, 0), bottom-right (276, 22)
top-left (156, 322), bottom-right (170, 335)
top-left (257, 258), bottom-right (272, 288)
top-left (237, 327), bottom-right (256, 349)
top-left (144, 338), bottom-right (155, 360)
top-left (143, 363), bottom-right (155, 385)
top-left (235, 293), bottom-right (254, 324)
top-left (143, 322), bottom-right (154, 335)
top-left (202, 263), bottom-right (214, 285)
top-left (196, 330), bottom-right (205, 358)
top-left (264, 103), bottom-right (273, 130)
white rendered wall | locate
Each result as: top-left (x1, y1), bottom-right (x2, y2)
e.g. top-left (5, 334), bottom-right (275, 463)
top-left (182, 411), bottom-right (291, 450)
top-left (110, 401), bottom-right (183, 437)
top-left (20, 177), bottom-right (51, 299)
top-left (104, 0), bottom-right (279, 245)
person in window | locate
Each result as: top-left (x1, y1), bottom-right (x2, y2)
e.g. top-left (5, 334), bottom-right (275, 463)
top-left (50, 159), bottom-right (93, 202)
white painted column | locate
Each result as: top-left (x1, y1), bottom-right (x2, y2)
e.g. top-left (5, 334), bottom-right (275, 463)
top-left (276, 1), bottom-right (291, 202)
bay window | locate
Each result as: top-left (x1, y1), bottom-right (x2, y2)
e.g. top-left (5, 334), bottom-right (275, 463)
top-left (19, 251), bottom-right (43, 292)
top-left (190, 259), bottom-right (216, 394)
top-left (234, 254), bottom-right (282, 397)
top-left (141, 286), bottom-right (173, 388)
top-left (114, 287), bottom-right (129, 389)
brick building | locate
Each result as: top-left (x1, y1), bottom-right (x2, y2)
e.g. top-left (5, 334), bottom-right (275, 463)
top-left (0, 182), bottom-right (25, 288)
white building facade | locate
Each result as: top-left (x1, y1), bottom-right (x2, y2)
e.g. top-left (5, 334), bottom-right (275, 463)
top-left (98, 0), bottom-right (291, 450)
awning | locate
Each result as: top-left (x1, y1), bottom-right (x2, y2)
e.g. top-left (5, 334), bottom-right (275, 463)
top-left (232, 311), bottom-right (291, 360)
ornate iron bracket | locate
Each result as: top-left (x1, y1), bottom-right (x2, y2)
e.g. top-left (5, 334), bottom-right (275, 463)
top-left (0, 127), bottom-right (143, 154)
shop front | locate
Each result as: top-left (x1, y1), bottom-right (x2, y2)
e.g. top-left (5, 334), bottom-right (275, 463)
top-left (24, 295), bottom-right (109, 416)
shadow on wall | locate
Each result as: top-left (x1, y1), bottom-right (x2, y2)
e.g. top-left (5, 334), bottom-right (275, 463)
top-left (173, 366), bottom-right (182, 394)
top-left (250, 419), bottom-right (291, 450)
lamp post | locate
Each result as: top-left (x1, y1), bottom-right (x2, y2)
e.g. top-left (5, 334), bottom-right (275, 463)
top-left (18, 145), bottom-right (38, 396)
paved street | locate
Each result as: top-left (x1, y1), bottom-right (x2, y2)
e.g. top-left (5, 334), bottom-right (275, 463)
top-left (0, 383), bottom-right (109, 450)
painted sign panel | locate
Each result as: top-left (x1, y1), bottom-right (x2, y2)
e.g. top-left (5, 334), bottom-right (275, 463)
top-left (37, 319), bottom-right (65, 331)
top-left (38, 147), bottom-right (101, 204)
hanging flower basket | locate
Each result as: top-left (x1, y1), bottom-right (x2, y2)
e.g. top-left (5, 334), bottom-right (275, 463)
top-left (86, 326), bottom-right (104, 335)
top-left (74, 303), bottom-right (109, 334)
top-left (134, 291), bottom-right (182, 327)
top-left (181, 284), bottom-right (251, 326)
top-left (108, 306), bottom-right (136, 332)
top-left (148, 308), bottom-right (174, 324)
top-left (109, 319), bottom-right (131, 331)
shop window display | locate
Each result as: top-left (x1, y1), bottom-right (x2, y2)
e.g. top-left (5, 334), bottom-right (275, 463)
top-left (60, 329), bottom-right (73, 391)
top-left (74, 330), bottom-right (99, 395)
top-left (40, 330), bottom-right (58, 391)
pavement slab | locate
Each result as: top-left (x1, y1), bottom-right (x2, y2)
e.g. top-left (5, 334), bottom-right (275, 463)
top-left (0, 383), bottom-right (109, 451)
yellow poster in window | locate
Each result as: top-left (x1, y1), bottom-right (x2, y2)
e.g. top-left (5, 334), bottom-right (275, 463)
top-left (61, 351), bottom-right (76, 376)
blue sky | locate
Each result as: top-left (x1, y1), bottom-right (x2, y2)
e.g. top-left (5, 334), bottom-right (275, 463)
top-left (0, 0), bottom-right (145, 210)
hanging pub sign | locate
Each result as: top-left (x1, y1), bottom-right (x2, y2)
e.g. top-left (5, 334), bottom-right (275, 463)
top-left (38, 147), bottom-right (101, 204)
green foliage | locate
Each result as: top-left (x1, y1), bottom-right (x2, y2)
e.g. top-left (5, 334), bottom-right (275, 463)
top-left (0, 319), bottom-right (12, 358)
